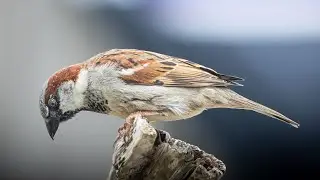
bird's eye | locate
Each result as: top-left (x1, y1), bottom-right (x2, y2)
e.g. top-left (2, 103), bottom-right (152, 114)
top-left (48, 97), bottom-right (58, 108)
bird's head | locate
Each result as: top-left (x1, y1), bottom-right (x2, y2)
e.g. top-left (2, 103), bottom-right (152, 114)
top-left (39, 64), bottom-right (88, 140)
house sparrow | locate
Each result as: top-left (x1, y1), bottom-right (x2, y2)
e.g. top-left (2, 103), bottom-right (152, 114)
top-left (39, 49), bottom-right (300, 139)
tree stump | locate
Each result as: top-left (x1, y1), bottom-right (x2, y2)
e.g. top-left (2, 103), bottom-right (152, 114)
top-left (108, 116), bottom-right (226, 180)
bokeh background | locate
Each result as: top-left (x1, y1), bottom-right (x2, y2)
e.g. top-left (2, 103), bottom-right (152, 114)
top-left (1, 0), bottom-right (320, 179)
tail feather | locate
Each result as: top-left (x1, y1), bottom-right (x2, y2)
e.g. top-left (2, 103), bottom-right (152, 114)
top-left (211, 88), bottom-right (300, 128)
top-left (238, 98), bottom-right (300, 128)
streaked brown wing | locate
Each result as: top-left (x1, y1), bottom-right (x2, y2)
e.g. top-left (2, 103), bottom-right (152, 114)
top-left (86, 49), bottom-right (244, 87)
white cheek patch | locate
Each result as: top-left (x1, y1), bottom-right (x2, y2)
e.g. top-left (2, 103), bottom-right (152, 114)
top-left (58, 81), bottom-right (76, 113)
top-left (58, 70), bottom-right (88, 113)
top-left (74, 69), bottom-right (88, 106)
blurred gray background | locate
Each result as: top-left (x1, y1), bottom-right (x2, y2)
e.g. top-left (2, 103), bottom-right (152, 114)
top-left (1, 0), bottom-right (319, 179)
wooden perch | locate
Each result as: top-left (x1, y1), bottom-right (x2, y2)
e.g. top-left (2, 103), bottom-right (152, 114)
top-left (108, 116), bottom-right (226, 180)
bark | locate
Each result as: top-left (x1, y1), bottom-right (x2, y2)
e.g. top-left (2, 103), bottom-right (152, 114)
top-left (108, 116), bottom-right (226, 180)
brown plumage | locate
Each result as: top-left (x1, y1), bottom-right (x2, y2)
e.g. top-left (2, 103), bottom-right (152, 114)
top-left (85, 49), bottom-right (243, 87)
top-left (39, 49), bottom-right (299, 140)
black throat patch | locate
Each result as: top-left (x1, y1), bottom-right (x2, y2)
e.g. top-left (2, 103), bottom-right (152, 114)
top-left (85, 89), bottom-right (111, 114)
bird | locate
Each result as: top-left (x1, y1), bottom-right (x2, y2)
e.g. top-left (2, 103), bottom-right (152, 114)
top-left (39, 49), bottom-right (300, 140)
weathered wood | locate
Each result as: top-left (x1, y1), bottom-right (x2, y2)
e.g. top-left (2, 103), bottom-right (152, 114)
top-left (108, 116), bottom-right (226, 180)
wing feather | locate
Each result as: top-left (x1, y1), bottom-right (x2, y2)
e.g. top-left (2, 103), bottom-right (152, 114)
top-left (85, 49), bottom-right (244, 87)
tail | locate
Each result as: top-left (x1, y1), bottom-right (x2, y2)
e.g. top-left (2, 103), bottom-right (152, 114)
top-left (207, 88), bottom-right (300, 128)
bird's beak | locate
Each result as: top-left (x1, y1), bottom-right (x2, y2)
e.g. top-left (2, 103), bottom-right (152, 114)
top-left (45, 118), bottom-right (60, 140)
